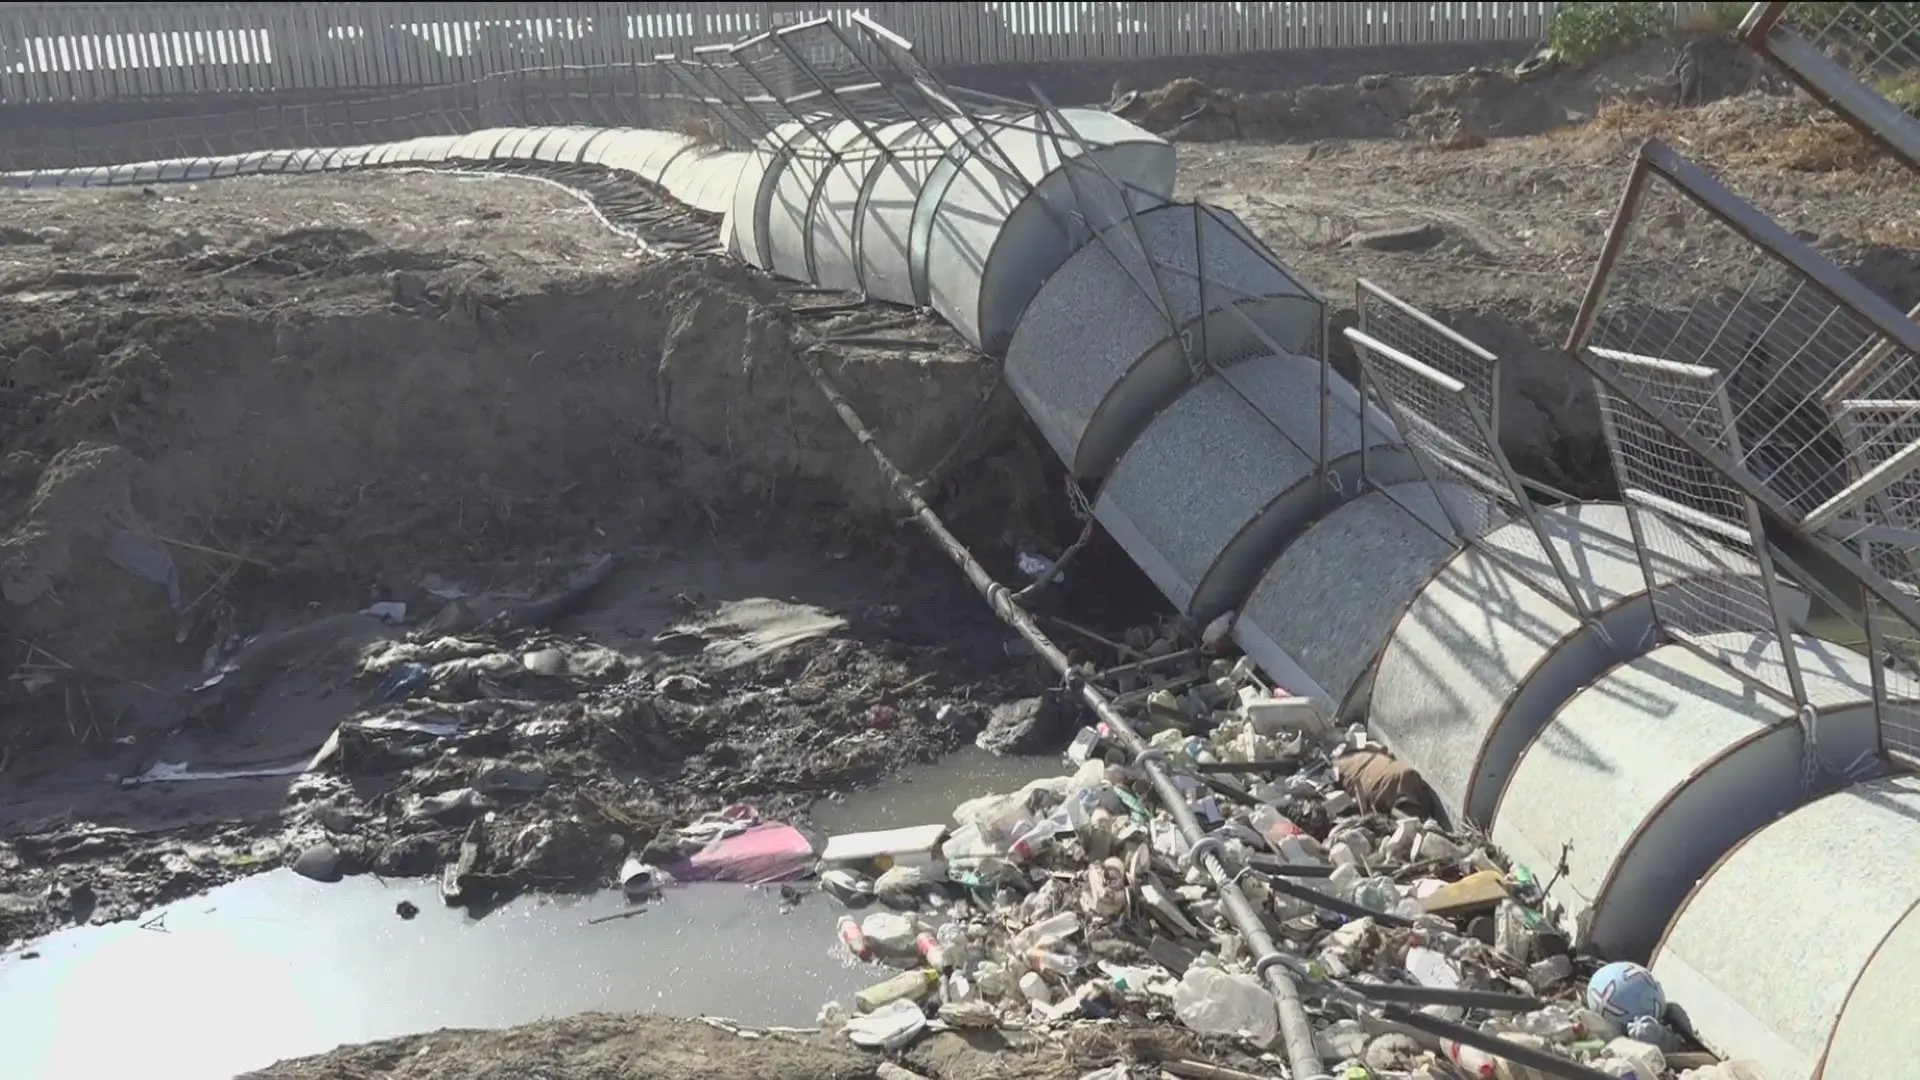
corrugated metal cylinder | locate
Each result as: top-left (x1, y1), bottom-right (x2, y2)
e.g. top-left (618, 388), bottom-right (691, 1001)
top-left (918, 108), bottom-right (1175, 354)
top-left (1652, 773), bottom-right (1920, 1078)
top-left (1092, 350), bottom-right (1416, 635)
top-left (1492, 632), bottom-right (1884, 963)
top-left (1234, 480), bottom-right (1504, 717)
top-left (1005, 202), bottom-right (1322, 481)
top-left (1367, 503), bottom-right (1812, 827)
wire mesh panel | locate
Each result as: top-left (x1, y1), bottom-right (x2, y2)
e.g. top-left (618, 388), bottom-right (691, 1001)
top-left (1346, 285), bottom-right (1605, 618)
top-left (1590, 348), bottom-right (1807, 706)
top-left (1740, 1), bottom-right (1920, 169)
top-left (1355, 279), bottom-right (1503, 493)
top-left (1567, 141), bottom-right (1920, 634)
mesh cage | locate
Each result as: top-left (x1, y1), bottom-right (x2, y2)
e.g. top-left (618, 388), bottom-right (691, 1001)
top-left (1343, 282), bottom-right (1609, 613)
top-left (1355, 280), bottom-right (1505, 499)
top-left (1591, 348), bottom-right (1803, 688)
top-left (1576, 144), bottom-right (1920, 541)
top-left (1741, 1), bottom-right (1920, 169)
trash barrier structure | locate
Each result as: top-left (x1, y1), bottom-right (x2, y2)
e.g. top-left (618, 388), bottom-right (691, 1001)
top-left (7, 8), bottom-right (1920, 1076)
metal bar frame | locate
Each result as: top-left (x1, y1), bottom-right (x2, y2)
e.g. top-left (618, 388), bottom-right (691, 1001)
top-left (1737, 1), bottom-right (1920, 173)
top-left (1565, 139), bottom-right (1920, 639)
top-left (1605, 346), bottom-right (1811, 706)
top-left (1022, 86), bottom-right (1187, 363)
top-left (1350, 326), bottom-right (1600, 620)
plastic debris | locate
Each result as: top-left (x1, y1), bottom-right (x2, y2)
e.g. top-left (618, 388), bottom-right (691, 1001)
top-left (784, 640), bottom-right (1714, 1079)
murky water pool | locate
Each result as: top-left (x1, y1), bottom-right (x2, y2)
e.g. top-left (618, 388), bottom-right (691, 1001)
top-left (0, 746), bottom-right (1072, 1080)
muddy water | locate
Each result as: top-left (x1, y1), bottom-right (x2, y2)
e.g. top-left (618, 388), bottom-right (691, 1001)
top-left (810, 745), bottom-right (1072, 835)
top-left (0, 747), bottom-right (1071, 1080)
top-left (0, 874), bottom-right (870, 1079)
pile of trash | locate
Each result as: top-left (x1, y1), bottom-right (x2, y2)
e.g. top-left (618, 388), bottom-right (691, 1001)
top-left (773, 658), bottom-right (1768, 1080)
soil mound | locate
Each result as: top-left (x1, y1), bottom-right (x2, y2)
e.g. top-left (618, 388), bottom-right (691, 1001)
top-left (1115, 34), bottom-right (1779, 145)
top-left (0, 173), bottom-right (1009, 753)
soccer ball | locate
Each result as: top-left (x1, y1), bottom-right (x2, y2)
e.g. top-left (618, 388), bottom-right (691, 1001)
top-left (1586, 961), bottom-right (1666, 1023)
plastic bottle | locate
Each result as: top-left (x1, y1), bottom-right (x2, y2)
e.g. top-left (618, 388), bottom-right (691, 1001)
top-left (1018, 970), bottom-right (1054, 1004)
top-left (914, 932), bottom-right (949, 970)
top-left (935, 921), bottom-right (970, 966)
top-left (1026, 947), bottom-right (1083, 976)
top-left (1442, 1039), bottom-right (1499, 1079)
top-left (1248, 804), bottom-right (1305, 852)
top-left (854, 967), bottom-right (938, 1013)
top-left (1011, 911), bottom-right (1080, 952)
top-left (837, 915), bottom-right (871, 960)
top-left (1604, 1037), bottom-right (1666, 1079)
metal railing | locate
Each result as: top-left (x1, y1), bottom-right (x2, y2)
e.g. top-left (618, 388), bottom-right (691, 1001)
top-left (1566, 137), bottom-right (1920, 764)
top-left (0, 2), bottom-right (1718, 104)
top-left (1738, 1), bottom-right (1920, 170)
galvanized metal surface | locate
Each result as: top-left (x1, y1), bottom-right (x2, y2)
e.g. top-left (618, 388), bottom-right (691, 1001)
top-left (1005, 202), bottom-right (1321, 480)
top-left (921, 109), bottom-right (1175, 354)
top-left (0, 126), bottom-right (749, 218)
top-left (1651, 772), bottom-right (1920, 1079)
top-left (1492, 631), bottom-right (1883, 964)
top-left (1233, 480), bottom-right (1502, 718)
top-left (852, 121), bottom-right (967, 307)
top-left (1367, 502), bottom-right (1816, 827)
top-left (1093, 358), bottom-right (1319, 628)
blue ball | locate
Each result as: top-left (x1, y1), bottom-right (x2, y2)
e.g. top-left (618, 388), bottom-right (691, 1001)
top-left (1587, 961), bottom-right (1666, 1023)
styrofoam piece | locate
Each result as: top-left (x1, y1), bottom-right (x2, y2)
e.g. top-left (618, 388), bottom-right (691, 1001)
top-left (857, 119), bottom-right (970, 306)
top-left (1093, 351), bottom-right (1410, 639)
top-left (1652, 772), bottom-right (1920, 1078)
top-left (919, 108), bottom-right (1176, 354)
top-left (765, 120), bottom-right (865, 285)
top-left (820, 824), bottom-right (949, 866)
top-left (1234, 481), bottom-right (1504, 718)
top-left (1006, 203), bottom-right (1323, 480)
top-left (1368, 502), bottom-right (1813, 828)
top-left (1493, 631), bottom-right (1885, 963)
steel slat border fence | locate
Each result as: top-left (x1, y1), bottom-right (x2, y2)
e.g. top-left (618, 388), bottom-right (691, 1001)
top-left (0, 2), bottom-right (1718, 104)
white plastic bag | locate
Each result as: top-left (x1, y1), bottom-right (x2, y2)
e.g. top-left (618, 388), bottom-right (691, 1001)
top-left (1171, 966), bottom-right (1279, 1047)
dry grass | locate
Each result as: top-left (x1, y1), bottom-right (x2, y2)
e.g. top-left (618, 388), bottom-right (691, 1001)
top-left (1573, 101), bottom-right (1890, 173)
top-left (672, 113), bottom-right (728, 148)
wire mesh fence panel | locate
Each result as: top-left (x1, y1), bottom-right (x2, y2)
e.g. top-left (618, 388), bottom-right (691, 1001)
top-left (1355, 279), bottom-right (1504, 490)
top-left (1831, 398), bottom-right (1920, 761)
top-left (1575, 144), bottom-right (1920, 538)
top-left (1741, 1), bottom-right (1920, 169)
top-left (1590, 347), bottom-right (1806, 699)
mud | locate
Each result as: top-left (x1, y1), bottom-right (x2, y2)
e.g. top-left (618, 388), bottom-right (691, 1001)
top-left (0, 169), bottom-right (1071, 948)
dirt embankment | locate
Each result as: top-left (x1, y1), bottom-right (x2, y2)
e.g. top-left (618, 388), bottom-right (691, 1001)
top-left (1115, 34), bottom-right (1778, 145)
top-left (1166, 56), bottom-right (1920, 496)
top-left (0, 170), bottom-right (1077, 946)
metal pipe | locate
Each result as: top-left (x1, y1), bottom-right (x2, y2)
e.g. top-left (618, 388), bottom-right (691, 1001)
top-left (799, 346), bottom-right (1624, 1080)
top-left (791, 345), bottom-right (1330, 1080)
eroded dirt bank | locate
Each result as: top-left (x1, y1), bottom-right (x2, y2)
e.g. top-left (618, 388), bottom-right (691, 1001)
top-left (0, 171), bottom-right (1072, 946)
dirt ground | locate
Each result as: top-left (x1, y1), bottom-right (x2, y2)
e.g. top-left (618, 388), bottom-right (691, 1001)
top-left (0, 169), bottom-right (1080, 949)
top-left (1177, 93), bottom-right (1919, 494)
top-left (2, 33), bottom-right (1918, 1080)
